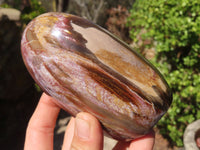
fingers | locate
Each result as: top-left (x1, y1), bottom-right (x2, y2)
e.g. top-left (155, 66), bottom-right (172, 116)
top-left (24, 93), bottom-right (60, 150)
top-left (113, 130), bottom-right (155, 150)
top-left (62, 112), bottom-right (103, 150)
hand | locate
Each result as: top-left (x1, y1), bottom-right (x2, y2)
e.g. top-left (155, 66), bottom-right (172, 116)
top-left (24, 93), bottom-right (155, 150)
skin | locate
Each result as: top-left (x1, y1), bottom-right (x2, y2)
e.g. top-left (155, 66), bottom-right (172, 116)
top-left (24, 93), bottom-right (155, 150)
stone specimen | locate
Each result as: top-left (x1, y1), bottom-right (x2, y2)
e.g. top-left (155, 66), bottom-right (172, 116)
top-left (21, 12), bottom-right (172, 140)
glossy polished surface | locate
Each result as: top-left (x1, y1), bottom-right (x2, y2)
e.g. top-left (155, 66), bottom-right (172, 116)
top-left (21, 12), bottom-right (172, 140)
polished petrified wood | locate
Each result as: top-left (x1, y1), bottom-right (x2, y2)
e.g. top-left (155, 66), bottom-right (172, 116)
top-left (21, 12), bottom-right (172, 140)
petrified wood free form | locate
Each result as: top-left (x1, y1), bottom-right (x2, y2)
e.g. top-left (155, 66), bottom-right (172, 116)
top-left (21, 12), bottom-right (172, 140)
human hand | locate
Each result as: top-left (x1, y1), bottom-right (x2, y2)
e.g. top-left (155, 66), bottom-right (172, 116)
top-left (24, 93), bottom-right (155, 150)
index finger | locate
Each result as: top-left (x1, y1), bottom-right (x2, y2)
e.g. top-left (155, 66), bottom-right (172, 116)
top-left (24, 93), bottom-right (60, 150)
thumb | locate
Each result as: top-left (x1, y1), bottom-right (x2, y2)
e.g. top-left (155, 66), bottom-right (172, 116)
top-left (63, 112), bottom-right (103, 150)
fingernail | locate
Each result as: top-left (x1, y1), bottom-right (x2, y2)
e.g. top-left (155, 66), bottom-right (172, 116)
top-left (75, 117), bottom-right (90, 140)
